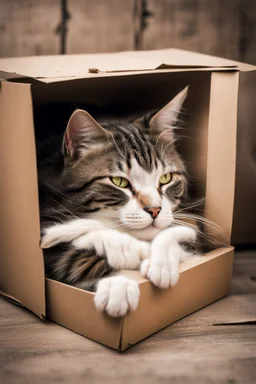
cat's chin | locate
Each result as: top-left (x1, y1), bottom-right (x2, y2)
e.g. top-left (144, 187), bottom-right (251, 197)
top-left (128, 225), bottom-right (162, 241)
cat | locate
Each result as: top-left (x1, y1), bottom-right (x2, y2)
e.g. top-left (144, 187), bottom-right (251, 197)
top-left (38, 86), bottom-right (199, 317)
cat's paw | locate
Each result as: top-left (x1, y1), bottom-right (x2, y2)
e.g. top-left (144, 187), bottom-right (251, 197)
top-left (140, 256), bottom-right (179, 289)
top-left (141, 225), bottom-right (198, 289)
top-left (152, 225), bottom-right (197, 248)
top-left (73, 230), bottom-right (151, 270)
top-left (94, 276), bottom-right (140, 317)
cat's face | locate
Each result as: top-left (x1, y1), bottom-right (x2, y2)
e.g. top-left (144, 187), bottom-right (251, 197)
top-left (61, 87), bottom-right (188, 241)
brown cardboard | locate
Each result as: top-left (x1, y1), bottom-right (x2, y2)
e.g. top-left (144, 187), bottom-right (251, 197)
top-left (0, 81), bottom-right (45, 318)
top-left (0, 49), bottom-right (255, 350)
top-left (0, 49), bottom-right (238, 81)
top-left (232, 71), bottom-right (256, 245)
top-left (46, 248), bottom-right (233, 351)
top-left (1, 48), bottom-right (255, 84)
top-left (204, 72), bottom-right (239, 243)
top-left (119, 248), bottom-right (233, 351)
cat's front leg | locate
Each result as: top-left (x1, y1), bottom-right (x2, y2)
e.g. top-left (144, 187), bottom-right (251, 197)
top-left (94, 275), bottom-right (140, 317)
top-left (141, 226), bottom-right (198, 289)
top-left (42, 228), bottom-right (150, 317)
top-left (72, 230), bottom-right (151, 270)
top-left (41, 218), bottom-right (107, 248)
top-left (71, 231), bottom-right (151, 317)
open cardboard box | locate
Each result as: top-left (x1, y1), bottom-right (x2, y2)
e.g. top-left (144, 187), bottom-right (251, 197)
top-left (0, 49), bottom-right (255, 351)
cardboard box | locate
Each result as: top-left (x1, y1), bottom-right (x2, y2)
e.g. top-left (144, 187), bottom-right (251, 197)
top-left (0, 49), bottom-right (255, 351)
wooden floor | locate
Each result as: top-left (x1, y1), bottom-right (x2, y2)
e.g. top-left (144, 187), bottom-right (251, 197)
top-left (1, 250), bottom-right (256, 384)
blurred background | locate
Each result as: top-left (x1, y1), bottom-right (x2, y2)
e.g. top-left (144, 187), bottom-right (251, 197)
top-left (0, 0), bottom-right (255, 64)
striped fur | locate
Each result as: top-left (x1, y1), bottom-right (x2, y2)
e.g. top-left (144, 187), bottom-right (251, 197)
top-left (38, 87), bottom-right (191, 291)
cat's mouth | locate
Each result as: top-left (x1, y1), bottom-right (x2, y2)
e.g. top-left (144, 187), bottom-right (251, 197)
top-left (124, 221), bottom-right (158, 231)
top-left (148, 223), bottom-right (157, 229)
top-left (128, 222), bottom-right (162, 241)
top-left (121, 217), bottom-right (171, 231)
top-left (119, 212), bottom-right (173, 232)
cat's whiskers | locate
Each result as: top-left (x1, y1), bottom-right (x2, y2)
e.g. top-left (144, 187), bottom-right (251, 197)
top-left (174, 198), bottom-right (205, 214)
top-left (109, 131), bottom-right (127, 161)
top-left (48, 195), bottom-right (79, 220)
top-left (161, 139), bottom-right (185, 163)
top-left (160, 141), bottom-right (175, 160)
top-left (155, 127), bottom-right (176, 147)
top-left (40, 201), bottom-right (72, 222)
top-left (43, 181), bottom-right (89, 210)
top-left (173, 213), bottom-right (228, 242)
top-left (170, 218), bottom-right (229, 247)
top-left (42, 181), bottom-right (122, 216)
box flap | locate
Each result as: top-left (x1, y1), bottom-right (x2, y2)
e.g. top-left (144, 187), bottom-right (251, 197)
top-left (0, 81), bottom-right (45, 319)
top-left (204, 71), bottom-right (239, 244)
top-left (231, 71), bottom-right (256, 245)
top-left (46, 278), bottom-right (124, 350)
top-left (0, 49), bottom-right (244, 83)
top-left (46, 247), bottom-right (233, 351)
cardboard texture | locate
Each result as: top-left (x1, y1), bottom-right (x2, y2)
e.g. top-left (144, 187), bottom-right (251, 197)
top-left (0, 49), bottom-right (255, 350)
top-left (46, 248), bottom-right (233, 351)
top-left (0, 49), bottom-right (238, 80)
top-left (0, 81), bottom-right (45, 319)
top-left (232, 71), bottom-right (256, 244)
top-left (205, 72), bottom-right (238, 243)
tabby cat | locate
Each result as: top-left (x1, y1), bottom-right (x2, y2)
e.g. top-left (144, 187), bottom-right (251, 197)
top-left (39, 86), bottom-right (199, 317)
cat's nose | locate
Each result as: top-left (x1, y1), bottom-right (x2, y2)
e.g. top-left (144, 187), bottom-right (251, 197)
top-left (144, 207), bottom-right (161, 218)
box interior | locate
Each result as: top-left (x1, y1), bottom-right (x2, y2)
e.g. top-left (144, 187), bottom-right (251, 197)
top-left (2, 67), bottom-right (238, 317)
top-left (46, 246), bottom-right (233, 351)
top-left (0, 81), bottom-right (45, 318)
top-left (32, 70), bottom-right (236, 245)
top-left (32, 71), bottom-right (211, 199)
top-left (0, 66), bottom-right (237, 349)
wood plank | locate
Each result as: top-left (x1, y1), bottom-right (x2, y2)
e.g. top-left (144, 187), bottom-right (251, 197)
top-left (233, 249), bottom-right (256, 275)
top-left (0, 0), bottom-right (60, 57)
top-left (232, 249), bottom-right (256, 293)
top-left (142, 0), bottom-right (256, 64)
top-left (67, 0), bottom-right (134, 53)
top-left (0, 0), bottom-right (255, 64)
top-left (231, 275), bottom-right (256, 294)
top-left (197, 0), bottom-right (240, 60)
top-left (1, 293), bottom-right (255, 383)
top-left (142, 0), bottom-right (201, 52)
top-left (238, 0), bottom-right (256, 64)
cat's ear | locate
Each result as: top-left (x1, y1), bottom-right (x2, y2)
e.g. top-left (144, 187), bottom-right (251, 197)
top-left (134, 86), bottom-right (188, 140)
top-left (63, 109), bottom-right (109, 159)
top-left (149, 86), bottom-right (188, 140)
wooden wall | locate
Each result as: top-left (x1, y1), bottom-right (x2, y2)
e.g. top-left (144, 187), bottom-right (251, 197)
top-left (0, 0), bottom-right (255, 64)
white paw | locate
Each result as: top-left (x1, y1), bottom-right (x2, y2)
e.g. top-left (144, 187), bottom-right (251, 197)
top-left (152, 225), bottom-right (197, 248)
top-left (141, 225), bottom-right (197, 289)
top-left (176, 226), bottom-right (197, 243)
top-left (94, 276), bottom-right (140, 317)
top-left (140, 257), bottom-right (179, 289)
top-left (73, 231), bottom-right (151, 270)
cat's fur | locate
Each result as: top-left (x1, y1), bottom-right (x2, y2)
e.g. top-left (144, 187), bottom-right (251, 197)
top-left (39, 86), bottom-right (199, 317)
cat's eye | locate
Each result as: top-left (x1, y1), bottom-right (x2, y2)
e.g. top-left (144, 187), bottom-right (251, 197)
top-left (111, 176), bottom-right (129, 188)
top-left (159, 173), bottom-right (172, 185)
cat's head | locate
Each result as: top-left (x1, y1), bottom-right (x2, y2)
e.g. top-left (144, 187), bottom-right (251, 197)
top-left (61, 87), bottom-right (188, 241)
